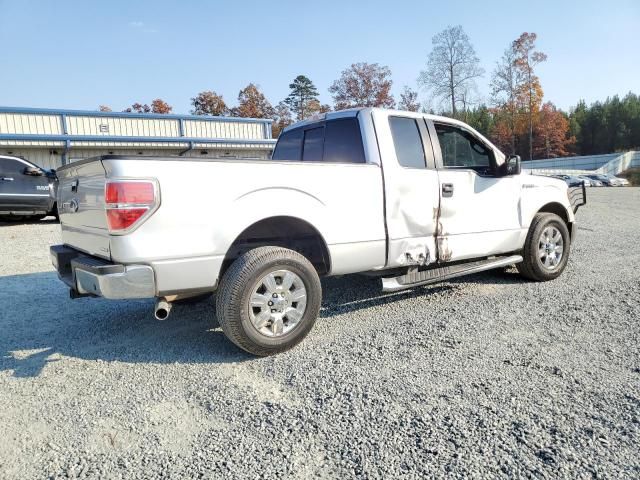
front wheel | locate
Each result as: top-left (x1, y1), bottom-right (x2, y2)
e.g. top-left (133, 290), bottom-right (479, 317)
top-left (215, 246), bottom-right (322, 356)
top-left (517, 212), bottom-right (571, 281)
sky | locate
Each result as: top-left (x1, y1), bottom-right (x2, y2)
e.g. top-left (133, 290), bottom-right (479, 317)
top-left (0, 0), bottom-right (638, 114)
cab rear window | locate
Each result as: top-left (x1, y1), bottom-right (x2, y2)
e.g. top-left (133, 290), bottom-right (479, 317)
top-left (272, 117), bottom-right (365, 163)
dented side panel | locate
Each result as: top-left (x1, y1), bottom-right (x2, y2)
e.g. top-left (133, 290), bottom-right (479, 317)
top-left (370, 109), bottom-right (440, 269)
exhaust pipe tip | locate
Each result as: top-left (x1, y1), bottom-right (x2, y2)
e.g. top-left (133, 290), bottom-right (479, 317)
top-left (154, 299), bottom-right (172, 321)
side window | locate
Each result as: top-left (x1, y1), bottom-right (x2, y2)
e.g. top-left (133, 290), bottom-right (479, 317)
top-left (0, 158), bottom-right (24, 174)
top-left (272, 128), bottom-right (303, 160)
top-left (389, 116), bottom-right (426, 169)
top-left (302, 127), bottom-right (324, 162)
top-left (323, 118), bottom-right (365, 163)
top-left (435, 124), bottom-right (492, 169)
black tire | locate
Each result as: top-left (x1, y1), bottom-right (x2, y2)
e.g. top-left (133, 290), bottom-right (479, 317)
top-left (517, 212), bottom-right (571, 281)
top-left (216, 246), bottom-right (322, 356)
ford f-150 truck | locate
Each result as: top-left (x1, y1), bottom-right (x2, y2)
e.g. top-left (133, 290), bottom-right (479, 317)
top-left (50, 108), bottom-right (586, 355)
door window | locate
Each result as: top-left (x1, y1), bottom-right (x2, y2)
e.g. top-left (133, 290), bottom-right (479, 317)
top-left (389, 116), bottom-right (426, 169)
top-left (435, 124), bottom-right (493, 170)
top-left (0, 158), bottom-right (25, 174)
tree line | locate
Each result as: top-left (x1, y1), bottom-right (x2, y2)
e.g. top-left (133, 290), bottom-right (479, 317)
top-left (98, 26), bottom-right (639, 159)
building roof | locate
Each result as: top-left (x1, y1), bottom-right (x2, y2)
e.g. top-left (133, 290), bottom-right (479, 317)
top-left (0, 106), bottom-right (276, 149)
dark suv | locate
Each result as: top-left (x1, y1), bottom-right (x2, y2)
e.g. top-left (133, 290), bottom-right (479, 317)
top-left (0, 155), bottom-right (58, 221)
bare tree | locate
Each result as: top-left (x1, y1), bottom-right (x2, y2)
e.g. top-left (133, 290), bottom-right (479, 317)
top-left (418, 25), bottom-right (484, 117)
top-left (329, 63), bottom-right (395, 109)
top-left (398, 86), bottom-right (420, 112)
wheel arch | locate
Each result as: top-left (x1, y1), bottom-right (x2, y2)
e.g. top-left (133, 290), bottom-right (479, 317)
top-left (535, 202), bottom-right (574, 238)
top-left (221, 215), bottom-right (332, 277)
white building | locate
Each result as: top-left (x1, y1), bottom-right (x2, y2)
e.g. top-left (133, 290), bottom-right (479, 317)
top-left (0, 107), bottom-right (276, 169)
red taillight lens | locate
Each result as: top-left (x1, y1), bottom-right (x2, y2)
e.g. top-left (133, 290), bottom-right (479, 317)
top-left (106, 182), bottom-right (155, 204)
top-left (105, 180), bottom-right (157, 233)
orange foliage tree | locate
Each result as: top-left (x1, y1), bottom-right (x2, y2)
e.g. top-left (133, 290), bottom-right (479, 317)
top-left (533, 102), bottom-right (575, 158)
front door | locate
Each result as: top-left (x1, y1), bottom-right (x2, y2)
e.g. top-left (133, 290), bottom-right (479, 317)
top-left (428, 121), bottom-right (522, 262)
top-left (0, 157), bottom-right (51, 213)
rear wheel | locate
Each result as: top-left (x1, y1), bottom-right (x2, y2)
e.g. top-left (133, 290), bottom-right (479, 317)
top-left (216, 246), bottom-right (322, 356)
top-left (517, 212), bottom-right (570, 281)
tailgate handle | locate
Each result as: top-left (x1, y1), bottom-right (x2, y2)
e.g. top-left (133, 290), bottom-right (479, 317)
top-left (1, 177), bottom-right (14, 181)
top-left (442, 183), bottom-right (454, 197)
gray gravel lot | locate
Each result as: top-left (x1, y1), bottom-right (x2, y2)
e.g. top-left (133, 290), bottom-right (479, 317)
top-left (1, 188), bottom-right (639, 479)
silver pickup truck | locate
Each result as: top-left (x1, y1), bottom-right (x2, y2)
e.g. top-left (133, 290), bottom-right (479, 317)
top-left (50, 108), bottom-right (585, 355)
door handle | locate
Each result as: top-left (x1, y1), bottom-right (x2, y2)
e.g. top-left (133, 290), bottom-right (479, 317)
top-left (1, 177), bottom-right (14, 181)
top-left (442, 183), bottom-right (454, 197)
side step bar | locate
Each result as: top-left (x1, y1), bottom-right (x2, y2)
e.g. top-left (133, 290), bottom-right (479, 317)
top-left (381, 255), bottom-right (523, 292)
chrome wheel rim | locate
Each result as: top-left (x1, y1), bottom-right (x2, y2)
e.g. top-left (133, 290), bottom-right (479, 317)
top-left (538, 226), bottom-right (564, 269)
top-left (248, 269), bottom-right (307, 337)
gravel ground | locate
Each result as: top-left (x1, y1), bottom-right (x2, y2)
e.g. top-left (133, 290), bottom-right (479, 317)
top-left (0, 188), bottom-right (639, 479)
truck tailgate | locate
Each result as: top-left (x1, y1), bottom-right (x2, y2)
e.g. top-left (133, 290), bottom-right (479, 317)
top-left (57, 159), bottom-right (110, 259)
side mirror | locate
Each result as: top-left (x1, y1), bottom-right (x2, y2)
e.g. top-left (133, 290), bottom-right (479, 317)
top-left (23, 166), bottom-right (44, 176)
top-left (501, 154), bottom-right (521, 176)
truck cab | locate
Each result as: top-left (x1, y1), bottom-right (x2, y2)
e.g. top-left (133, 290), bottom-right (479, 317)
top-left (0, 155), bottom-right (58, 221)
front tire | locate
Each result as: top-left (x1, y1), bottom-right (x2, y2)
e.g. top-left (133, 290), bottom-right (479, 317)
top-left (216, 246), bottom-right (322, 356)
top-left (517, 212), bottom-right (571, 281)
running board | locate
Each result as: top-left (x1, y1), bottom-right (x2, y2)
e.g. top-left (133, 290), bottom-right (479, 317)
top-left (381, 255), bottom-right (523, 292)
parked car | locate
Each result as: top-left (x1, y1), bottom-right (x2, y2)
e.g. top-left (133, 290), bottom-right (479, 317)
top-left (551, 174), bottom-right (586, 188)
top-left (578, 175), bottom-right (602, 187)
top-left (50, 108), bottom-right (586, 355)
top-left (616, 176), bottom-right (630, 186)
top-left (585, 174), bottom-right (623, 186)
top-left (0, 155), bottom-right (58, 221)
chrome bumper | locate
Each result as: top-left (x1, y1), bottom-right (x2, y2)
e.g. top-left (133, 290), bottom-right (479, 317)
top-left (50, 245), bottom-right (155, 299)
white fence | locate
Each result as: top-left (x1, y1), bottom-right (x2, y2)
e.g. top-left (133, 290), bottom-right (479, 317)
top-left (522, 151), bottom-right (640, 176)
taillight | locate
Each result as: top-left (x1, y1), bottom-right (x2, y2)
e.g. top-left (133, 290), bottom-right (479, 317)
top-left (105, 180), bottom-right (158, 233)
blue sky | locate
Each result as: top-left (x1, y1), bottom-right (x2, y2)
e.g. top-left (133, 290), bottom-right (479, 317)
top-left (0, 0), bottom-right (638, 113)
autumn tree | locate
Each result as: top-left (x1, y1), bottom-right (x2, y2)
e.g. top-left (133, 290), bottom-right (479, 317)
top-left (490, 47), bottom-right (519, 154)
top-left (306, 99), bottom-right (331, 116)
top-left (99, 105), bottom-right (112, 112)
top-left (329, 62), bottom-right (395, 109)
top-left (513, 32), bottom-right (547, 160)
top-left (191, 91), bottom-right (228, 116)
top-left (231, 83), bottom-right (275, 119)
top-left (533, 102), bottom-right (575, 158)
top-left (285, 75), bottom-right (320, 121)
top-left (272, 101), bottom-right (293, 138)
top-left (398, 86), bottom-right (420, 112)
top-left (124, 103), bottom-right (151, 113)
top-left (418, 25), bottom-right (484, 117)
top-left (151, 99), bottom-right (172, 114)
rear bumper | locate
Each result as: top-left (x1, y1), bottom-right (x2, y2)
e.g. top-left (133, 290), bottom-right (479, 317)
top-left (50, 244), bottom-right (155, 299)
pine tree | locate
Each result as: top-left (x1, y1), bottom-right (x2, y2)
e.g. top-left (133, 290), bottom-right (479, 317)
top-left (285, 75), bottom-right (320, 121)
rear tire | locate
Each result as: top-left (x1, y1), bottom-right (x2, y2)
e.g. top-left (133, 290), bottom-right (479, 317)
top-left (517, 213), bottom-right (570, 281)
top-left (216, 246), bottom-right (322, 356)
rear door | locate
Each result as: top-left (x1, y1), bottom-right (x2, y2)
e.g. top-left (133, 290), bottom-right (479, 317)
top-left (0, 157), bottom-right (51, 213)
top-left (372, 110), bottom-right (441, 267)
top-left (57, 159), bottom-right (111, 258)
top-left (428, 121), bottom-right (522, 262)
